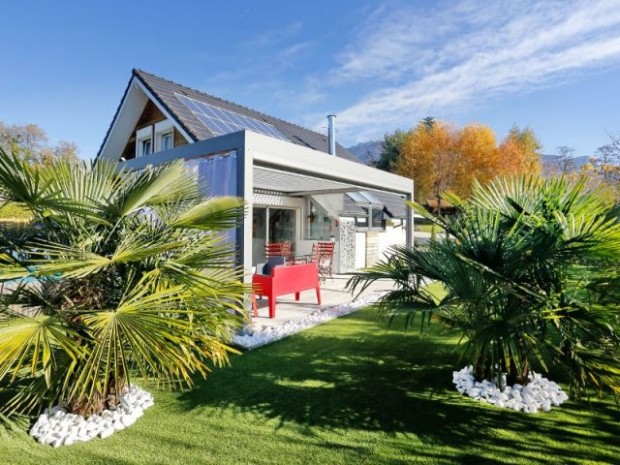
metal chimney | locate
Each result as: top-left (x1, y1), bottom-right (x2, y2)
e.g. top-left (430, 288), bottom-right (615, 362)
top-left (327, 114), bottom-right (336, 155)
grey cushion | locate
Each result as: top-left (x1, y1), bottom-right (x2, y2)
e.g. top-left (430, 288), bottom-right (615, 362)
top-left (262, 256), bottom-right (285, 275)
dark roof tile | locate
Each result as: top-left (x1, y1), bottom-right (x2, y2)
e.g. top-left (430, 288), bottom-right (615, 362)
top-left (133, 69), bottom-right (358, 161)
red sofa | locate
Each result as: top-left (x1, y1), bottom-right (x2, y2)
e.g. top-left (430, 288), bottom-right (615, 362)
top-left (252, 263), bottom-right (321, 318)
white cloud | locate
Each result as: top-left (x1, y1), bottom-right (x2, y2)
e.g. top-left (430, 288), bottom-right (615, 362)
top-left (323, 0), bottom-right (620, 142)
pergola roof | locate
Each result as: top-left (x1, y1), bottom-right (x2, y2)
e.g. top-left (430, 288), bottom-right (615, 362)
top-left (253, 166), bottom-right (359, 196)
top-left (253, 165), bottom-right (408, 219)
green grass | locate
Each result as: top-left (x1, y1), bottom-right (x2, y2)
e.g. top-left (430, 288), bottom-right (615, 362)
top-left (0, 201), bottom-right (32, 221)
top-left (416, 224), bottom-right (444, 234)
top-left (0, 202), bottom-right (32, 221)
top-left (1, 308), bottom-right (618, 465)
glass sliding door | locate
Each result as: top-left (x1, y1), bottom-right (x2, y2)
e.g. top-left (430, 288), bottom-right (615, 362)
top-left (268, 208), bottom-right (296, 243)
top-left (252, 207), bottom-right (267, 265)
top-left (252, 207), bottom-right (297, 265)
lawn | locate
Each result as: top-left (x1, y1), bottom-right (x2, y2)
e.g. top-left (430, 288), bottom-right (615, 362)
top-left (0, 201), bottom-right (32, 221)
top-left (0, 308), bottom-right (618, 465)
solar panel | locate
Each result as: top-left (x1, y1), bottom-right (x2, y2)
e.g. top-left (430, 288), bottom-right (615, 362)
top-left (175, 94), bottom-right (289, 141)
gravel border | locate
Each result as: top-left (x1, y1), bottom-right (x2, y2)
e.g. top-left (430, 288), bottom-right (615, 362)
top-left (453, 365), bottom-right (569, 413)
top-left (232, 292), bottom-right (386, 350)
top-left (29, 385), bottom-right (154, 447)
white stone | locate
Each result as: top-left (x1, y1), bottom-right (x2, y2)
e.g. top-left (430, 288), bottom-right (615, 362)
top-left (29, 385), bottom-right (154, 446)
top-left (99, 428), bottom-right (115, 439)
top-left (121, 415), bottom-right (137, 427)
top-left (452, 365), bottom-right (568, 414)
top-left (233, 292), bottom-right (387, 349)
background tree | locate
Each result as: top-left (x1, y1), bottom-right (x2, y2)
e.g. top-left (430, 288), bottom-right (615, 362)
top-left (396, 120), bottom-right (458, 205)
top-left (453, 123), bottom-right (498, 197)
top-left (582, 131), bottom-right (620, 198)
top-left (0, 121), bottom-right (79, 164)
top-left (555, 145), bottom-right (576, 174)
top-left (372, 129), bottom-right (407, 172)
top-left (497, 125), bottom-right (542, 176)
top-left (396, 120), bottom-right (542, 205)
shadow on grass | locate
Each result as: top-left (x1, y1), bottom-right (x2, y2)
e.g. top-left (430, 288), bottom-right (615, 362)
top-left (177, 310), bottom-right (620, 465)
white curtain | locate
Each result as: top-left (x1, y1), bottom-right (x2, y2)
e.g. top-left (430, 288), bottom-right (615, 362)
top-left (185, 151), bottom-right (239, 246)
top-left (185, 151), bottom-right (238, 197)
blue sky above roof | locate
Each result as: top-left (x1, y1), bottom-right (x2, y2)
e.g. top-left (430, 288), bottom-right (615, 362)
top-left (1, 0), bottom-right (619, 159)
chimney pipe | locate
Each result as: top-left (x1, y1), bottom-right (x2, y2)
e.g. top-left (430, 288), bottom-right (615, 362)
top-left (327, 114), bottom-right (336, 155)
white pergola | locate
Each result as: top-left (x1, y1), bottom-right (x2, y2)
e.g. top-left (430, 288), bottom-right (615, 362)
top-left (123, 130), bottom-right (414, 280)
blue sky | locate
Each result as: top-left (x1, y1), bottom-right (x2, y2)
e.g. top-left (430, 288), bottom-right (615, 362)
top-left (1, 0), bottom-right (619, 159)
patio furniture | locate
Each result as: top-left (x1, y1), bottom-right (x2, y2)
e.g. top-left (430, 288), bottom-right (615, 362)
top-left (265, 241), bottom-right (293, 264)
top-left (307, 242), bottom-right (335, 281)
top-left (252, 263), bottom-right (321, 318)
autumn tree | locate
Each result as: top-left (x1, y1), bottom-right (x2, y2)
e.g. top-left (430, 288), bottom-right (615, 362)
top-left (497, 125), bottom-right (542, 176)
top-left (397, 121), bottom-right (543, 206)
top-left (396, 120), bottom-right (458, 204)
top-left (453, 123), bottom-right (499, 196)
top-left (0, 121), bottom-right (79, 165)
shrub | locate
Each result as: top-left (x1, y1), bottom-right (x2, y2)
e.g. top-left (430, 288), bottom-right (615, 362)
top-left (348, 176), bottom-right (620, 395)
top-left (0, 149), bottom-right (247, 416)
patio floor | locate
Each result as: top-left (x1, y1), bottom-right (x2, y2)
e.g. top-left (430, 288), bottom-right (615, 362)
top-left (249, 274), bottom-right (395, 333)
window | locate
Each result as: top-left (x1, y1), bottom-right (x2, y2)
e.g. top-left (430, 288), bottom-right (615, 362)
top-left (155, 120), bottom-right (175, 152)
top-left (371, 207), bottom-right (385, 228)
top-left (160, 132), bottom-right (173, 151)
top-left (136, 126), bottom-right (153, 158)
top-left (141, 139), bottom-right (152, 156)
top-left (355, 206), bottom-right (385, 230)
top-left (306, 200), bottom-right (332, 240)
top-left (355, 211), bottom-right (368, 228)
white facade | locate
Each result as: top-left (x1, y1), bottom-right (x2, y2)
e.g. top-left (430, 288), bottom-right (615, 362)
top-left (115, 130), bottom-right (414, 282)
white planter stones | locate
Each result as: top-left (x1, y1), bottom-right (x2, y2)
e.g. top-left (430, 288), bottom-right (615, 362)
top-left (452, 365), bottom-right (568, 413)
top-left (232, 292), bottom-right (386, 350)
top-left (29, 385), bottom-right (154, 446)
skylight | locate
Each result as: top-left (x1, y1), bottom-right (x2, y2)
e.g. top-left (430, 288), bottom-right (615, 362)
top-left (175, 94), bottom-right (289, 141)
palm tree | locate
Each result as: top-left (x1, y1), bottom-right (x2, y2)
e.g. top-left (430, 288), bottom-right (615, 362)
top-left (348, 176), bottom-right (620, 394)
top-left (0, 149), bottom-right (247, 416)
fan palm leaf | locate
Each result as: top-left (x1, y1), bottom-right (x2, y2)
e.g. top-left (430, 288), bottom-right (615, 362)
top-left (0, 148), bottom-right (247, 416)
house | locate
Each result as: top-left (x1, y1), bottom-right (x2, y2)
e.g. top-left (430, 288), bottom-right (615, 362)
top-left (96, 69), bottom-right (414, 278)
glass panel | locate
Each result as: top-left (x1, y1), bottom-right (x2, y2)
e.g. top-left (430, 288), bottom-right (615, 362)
top-left (306, 201), bottom-right (332, 240)
top-left (162, 133), bottom-right (173, 150)
top-left (371, 207), bottom-right (384, 229)
top-left (252, 207), bottom-right (267, 265)
top-left (355, 207), bottom-right (369, 228)
top-left (269, 208), bottom-right (295, 243)
top-left (142, 139), bottom-right (152, 156)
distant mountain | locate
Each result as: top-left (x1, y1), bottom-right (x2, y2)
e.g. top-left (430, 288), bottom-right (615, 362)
top-left (347, 140), bottom-right (383, 165)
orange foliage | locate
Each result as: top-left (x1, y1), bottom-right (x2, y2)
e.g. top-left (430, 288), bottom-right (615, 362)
top-left (396, 121), bottom-right (457, 202)
top-left (497, 127), bottom-right (542, 176)
top-left (396, 121), bottom-right (542, 203)
top-left (454, 124), bottom-right (498, 197)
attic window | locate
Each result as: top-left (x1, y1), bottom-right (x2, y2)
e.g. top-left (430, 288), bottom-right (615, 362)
top-left (155, 120), bottom-right (175, 152)
top-left (136, 126), bottom-right (153, 157)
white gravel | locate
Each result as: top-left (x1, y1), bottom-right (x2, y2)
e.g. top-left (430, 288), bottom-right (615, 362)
top-left (453, 365), bottom-right (569, 413)
top-left (232, 292), bottom-right (386, 349)
top-left (29, 385), bottom-right (154, 447)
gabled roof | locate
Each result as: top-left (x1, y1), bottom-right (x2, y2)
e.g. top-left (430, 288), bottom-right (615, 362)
top-left (99, 69), bottom-right (357, 161)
